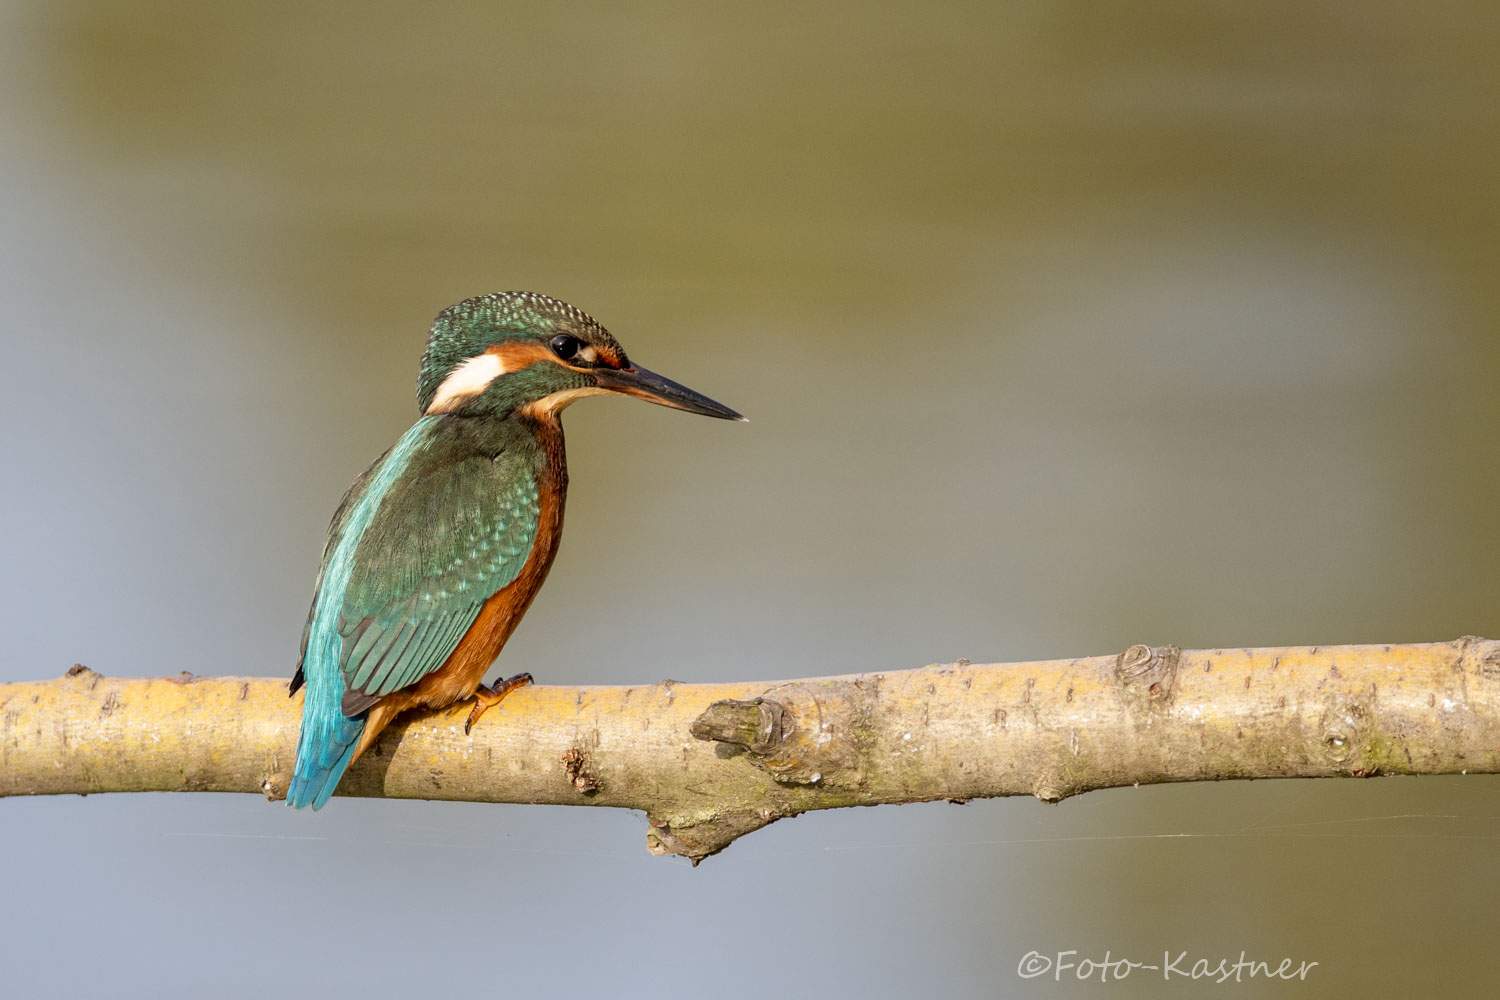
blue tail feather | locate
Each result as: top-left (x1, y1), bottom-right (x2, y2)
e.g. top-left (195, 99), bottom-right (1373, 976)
top-left (289, 419), bottom-right (438, 810)
top-left (287, 631), bottom-right (367, 810)
top-left (287, 712), bottom-right (365, 810)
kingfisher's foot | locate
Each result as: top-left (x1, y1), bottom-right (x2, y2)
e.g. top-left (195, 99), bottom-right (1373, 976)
top-left (464, 672), bottom-right (534, 735)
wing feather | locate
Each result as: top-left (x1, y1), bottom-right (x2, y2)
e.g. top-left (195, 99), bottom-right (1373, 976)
top-left (332, 439), bottom-right (542, 711)
top-left (346, 620), bottom-right (399, 687)
top-left (364, 620), bottom-right (421, 694)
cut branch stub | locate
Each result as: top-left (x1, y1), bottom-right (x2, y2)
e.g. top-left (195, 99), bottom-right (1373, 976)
top-left (689, 696), bottom-right (788, 754)
top-left (691, 681), bottom-right (873, 789)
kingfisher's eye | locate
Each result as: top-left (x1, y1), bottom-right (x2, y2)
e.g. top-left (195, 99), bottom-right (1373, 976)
top-left (549, 334), bottom-right (582, 361)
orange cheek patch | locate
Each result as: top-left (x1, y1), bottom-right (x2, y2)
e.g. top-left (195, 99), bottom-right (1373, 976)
top-left (489, 341), bottom-right (556, 370)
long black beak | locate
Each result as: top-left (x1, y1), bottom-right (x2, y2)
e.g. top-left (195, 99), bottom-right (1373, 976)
top-left (593, 364), bottom-right (746, 421)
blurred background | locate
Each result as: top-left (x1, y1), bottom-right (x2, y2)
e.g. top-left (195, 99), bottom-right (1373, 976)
top-left (3, 2), bottom-right (1499, 997)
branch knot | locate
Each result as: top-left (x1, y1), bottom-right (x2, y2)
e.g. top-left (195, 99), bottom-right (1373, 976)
top-left (1115, 643), bottom-right (1180, 711)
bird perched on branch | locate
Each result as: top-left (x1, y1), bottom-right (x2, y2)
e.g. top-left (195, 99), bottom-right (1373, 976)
top-left (286, 292), bottom-right (743, 809)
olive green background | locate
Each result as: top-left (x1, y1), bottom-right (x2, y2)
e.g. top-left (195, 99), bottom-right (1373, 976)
top-left (3, 3), bottom-right (1499, 997)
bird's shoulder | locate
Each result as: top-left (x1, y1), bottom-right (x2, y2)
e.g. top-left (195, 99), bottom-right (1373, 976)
top-left (340, 417), bottom-right (546, 617)
top-left (293, 416), bottom-right (548, 694)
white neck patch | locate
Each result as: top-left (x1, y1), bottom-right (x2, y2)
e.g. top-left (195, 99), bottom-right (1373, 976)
top-left (520, 385), bottom-right (612, 420)
top-left (427, 352), bottom-right (511, 413)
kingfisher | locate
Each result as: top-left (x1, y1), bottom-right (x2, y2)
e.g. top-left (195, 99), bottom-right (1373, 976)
top-left (286, 291), bottom-right (743, 809)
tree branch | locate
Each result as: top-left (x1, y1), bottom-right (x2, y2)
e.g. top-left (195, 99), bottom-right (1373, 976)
top-left (4, 638), bottom-right (1499, 862)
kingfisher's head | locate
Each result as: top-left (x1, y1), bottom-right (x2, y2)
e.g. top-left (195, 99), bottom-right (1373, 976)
top-left (416, 292), bottom-right (743, 423)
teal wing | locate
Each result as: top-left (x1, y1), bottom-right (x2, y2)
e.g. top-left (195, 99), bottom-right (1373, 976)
top-left (291, 460), bottom-right (382, 697)
top-left (335, 447), bottom-right (542, 715)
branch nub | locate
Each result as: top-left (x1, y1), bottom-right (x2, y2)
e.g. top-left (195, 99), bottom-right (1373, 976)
top-left (690, 697), bottom-right (789, 752)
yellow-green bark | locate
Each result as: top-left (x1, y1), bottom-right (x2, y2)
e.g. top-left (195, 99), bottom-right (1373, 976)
top-left (3, 638), bottom-right (1499, 862)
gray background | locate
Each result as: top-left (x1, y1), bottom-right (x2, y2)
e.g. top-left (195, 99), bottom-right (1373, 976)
top-left (3, 3), bottom-right (1499, 997)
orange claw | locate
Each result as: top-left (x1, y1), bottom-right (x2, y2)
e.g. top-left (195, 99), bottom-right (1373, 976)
top-left (464, 672), bottom-right (534, 735)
